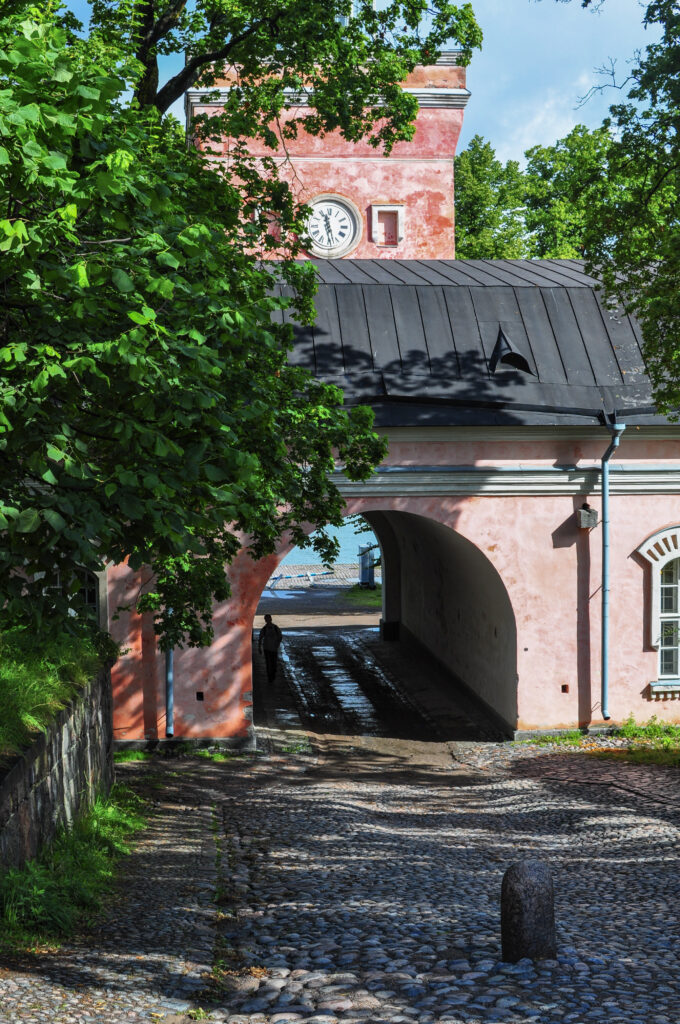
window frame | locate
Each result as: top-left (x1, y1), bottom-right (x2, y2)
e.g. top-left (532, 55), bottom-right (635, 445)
top-left (370, 204), bottom-right (405, 247)
top-left (636, 526), bottom-right (680, 691)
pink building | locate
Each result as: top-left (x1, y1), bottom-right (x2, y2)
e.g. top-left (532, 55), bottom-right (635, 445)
top-left (108, 56), bottom-right (680, 744)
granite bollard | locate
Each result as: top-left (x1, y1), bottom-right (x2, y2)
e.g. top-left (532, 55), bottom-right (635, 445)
top-left (501, 859), bottom-right (557, 962)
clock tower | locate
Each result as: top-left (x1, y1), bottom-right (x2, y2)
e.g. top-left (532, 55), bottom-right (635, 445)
top-left (186, 53), bottom-right (469, 260)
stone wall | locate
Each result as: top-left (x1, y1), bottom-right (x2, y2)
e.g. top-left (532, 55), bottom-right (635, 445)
top-left (0, 668), bottom-right (114, 869)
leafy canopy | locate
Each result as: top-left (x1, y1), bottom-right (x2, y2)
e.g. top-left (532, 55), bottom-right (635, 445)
top-left (459, 0), bottom-right (680, 417)
top-left (572, 0), bottom-right (680, 415)
top-left (543, 0), bottom-right (680, 413)
top-left (454, 135), bottom-right (528, 259)
top-left (454, 125), bottom-right (640, 261)
top-left (0, 1), bottom-right (482, 646)
top-left (91, 0), bottom-right (482, 148)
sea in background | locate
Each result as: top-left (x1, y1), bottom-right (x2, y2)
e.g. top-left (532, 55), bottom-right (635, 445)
top-left (279, 520), bottom-right (378, 566)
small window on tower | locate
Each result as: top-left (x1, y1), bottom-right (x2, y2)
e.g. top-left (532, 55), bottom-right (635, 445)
top-left (371, 205), bottom-right (404, 247)
top-left (377, 210), bottom-right (398, 246)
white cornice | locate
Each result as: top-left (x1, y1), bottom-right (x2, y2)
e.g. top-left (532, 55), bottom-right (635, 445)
top-left (185, 86), bottom-right (470, 114)
top-left (333, 465), bottom-right (680, 497)
top-left (402, 88), bottom-right (469, 108)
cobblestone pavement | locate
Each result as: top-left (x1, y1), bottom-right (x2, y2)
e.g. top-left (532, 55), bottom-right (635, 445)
top-left (2, 741), bottom-right (680, 1024)
top-left (208, 736), bottom-right (680, 1024)
top-left (0, 760), bottom-right (222, 1023)
top-left (451, 740), bottom-right (680, 808)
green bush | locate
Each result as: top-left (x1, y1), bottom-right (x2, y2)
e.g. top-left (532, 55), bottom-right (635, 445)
top-left (0, 785), bottom-right (146, 948)
top-left (0, 627), bottom-right (104, 761)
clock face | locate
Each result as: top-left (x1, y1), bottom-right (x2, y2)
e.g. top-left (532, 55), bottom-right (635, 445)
top-left (306, 197), bottom-right (361, 258)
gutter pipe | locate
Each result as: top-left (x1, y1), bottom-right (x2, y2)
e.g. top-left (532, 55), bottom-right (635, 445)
top-left (165, 625), bottom-right (174, 737)
top-left (601, 423), bottom-right (626, 720)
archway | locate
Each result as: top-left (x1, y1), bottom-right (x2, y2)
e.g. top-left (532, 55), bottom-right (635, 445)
top-left (252, 509), bottom-right (517, 738)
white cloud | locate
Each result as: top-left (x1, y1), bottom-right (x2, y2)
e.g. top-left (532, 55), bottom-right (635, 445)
top-left (492, 72), bottom-right (610, 165)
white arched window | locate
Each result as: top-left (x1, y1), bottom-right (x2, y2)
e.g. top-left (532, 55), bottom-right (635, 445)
top-left (637, 527), bottom-right (680, 682)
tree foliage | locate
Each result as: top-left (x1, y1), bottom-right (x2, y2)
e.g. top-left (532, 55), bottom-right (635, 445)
top-left (523, 125), bottom-right (618, 259)
top-left (0, 1), bottom-right (482, 646)
top-left (570, 0), bottom-right (680, 415)
top-left (454, 135), bottom-right (529, 259)
top-left (459, 1), bottom-right (680, 418)
top-left (454, 125), bottom-right (639, 261)
top-left (91, 0), bottom-right (482, 146)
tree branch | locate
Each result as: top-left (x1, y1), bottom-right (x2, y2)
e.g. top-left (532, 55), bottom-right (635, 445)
top-left (146, 0), bottom-right (187, 48)
top-left (152, 12), bottom-right (286, 113)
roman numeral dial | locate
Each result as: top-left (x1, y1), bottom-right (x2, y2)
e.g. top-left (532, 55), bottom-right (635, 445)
top-left (306, 196), bottom-right (361, 258)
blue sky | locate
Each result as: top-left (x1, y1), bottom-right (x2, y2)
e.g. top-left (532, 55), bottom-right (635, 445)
top-left (67, 0), bottom-right (654, 162)
top-left (459, 0), bottom-right (657, 163)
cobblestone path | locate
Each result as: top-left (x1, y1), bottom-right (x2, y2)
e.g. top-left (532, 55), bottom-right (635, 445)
top-left (0, 761), bottom-right (222, 1023)
top-left (2, 742), bottom-right (680, 1024)
top-left (209, 738), bottom-right (680, 1024)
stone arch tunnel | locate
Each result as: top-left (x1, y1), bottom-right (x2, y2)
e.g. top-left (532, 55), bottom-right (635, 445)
top-left (363, 509), bottom-right (518, 733)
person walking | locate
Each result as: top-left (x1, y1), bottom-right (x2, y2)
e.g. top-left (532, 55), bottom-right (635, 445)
top-left (259, 613), bottom-right (283, 683)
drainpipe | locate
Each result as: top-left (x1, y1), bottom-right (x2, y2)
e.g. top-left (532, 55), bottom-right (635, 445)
top-left (601, 422), bottom-right (626, 720)
top-left (165, 636), bottom-right (174, 738)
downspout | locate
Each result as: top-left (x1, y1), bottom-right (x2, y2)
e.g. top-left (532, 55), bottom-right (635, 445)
top-left (601, 422), bottom-right (626, 720)
top-left (165, 647), bottom-right (174, 737)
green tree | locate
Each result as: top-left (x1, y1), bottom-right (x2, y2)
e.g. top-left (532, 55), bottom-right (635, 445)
top-left (454, 126), bottom-right (638, 262)
top-left (572, 1), bottom-right (680, 415)
top-left (454, 135), bottom-right (529, 258)
top-left (0, 1), bottom-right (482, 646)
top-left (543, 1), bottom-right (680, 411)
top-left (524, 124), bottom-right (618, 258)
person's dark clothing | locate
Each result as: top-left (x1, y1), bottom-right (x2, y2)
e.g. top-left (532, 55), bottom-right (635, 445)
top-left (264, 649), bottom-right (278, 683)
top-left (259, 621), bottom-right (282, 683)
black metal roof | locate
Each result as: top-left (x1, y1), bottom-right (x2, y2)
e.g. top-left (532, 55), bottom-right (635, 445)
top-left (274, 259), bottom-right (661, 427)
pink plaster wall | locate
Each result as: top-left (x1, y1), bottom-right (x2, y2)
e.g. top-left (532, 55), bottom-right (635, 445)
top-left (109, 550), bottom-right (279, 744)
top-left (108, 438), bottom-right (680, 741)
top-left (380, 436), bottom-right (680, 466)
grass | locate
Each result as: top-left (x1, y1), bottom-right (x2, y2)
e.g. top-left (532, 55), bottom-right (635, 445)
top-left (113, 749), bottom-right (153, 763)
top-left (517, 730), bottom-right (585, 748)
top-left (594, 714), bottom-right (680, 766)
top-left (280, 740), bottom-right (313, 754)
top-left (0, 626), bottom-right (104, 763)
top-left (336, 583), bottom-right (382, 609)
top-left (194, 748), bottom-right (238, 763)
top-left (113, 746), bottom-right (249, 766)
top-left (0, 783), bottom-right (147, 951)
top-left (615, 713), bottom-right (680, 743)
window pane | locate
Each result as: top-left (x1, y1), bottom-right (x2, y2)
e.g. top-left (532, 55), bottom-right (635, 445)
top-left (662, 560), bottom-right (678, 585)
top-left (661, 648), bottom-right (679, 676)
top-left (660, 621), bottom-right (677, 644)
top-left (662, 587), bottom-right (679, 613)
top-left (660, 621), bottom-right (679, 676)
